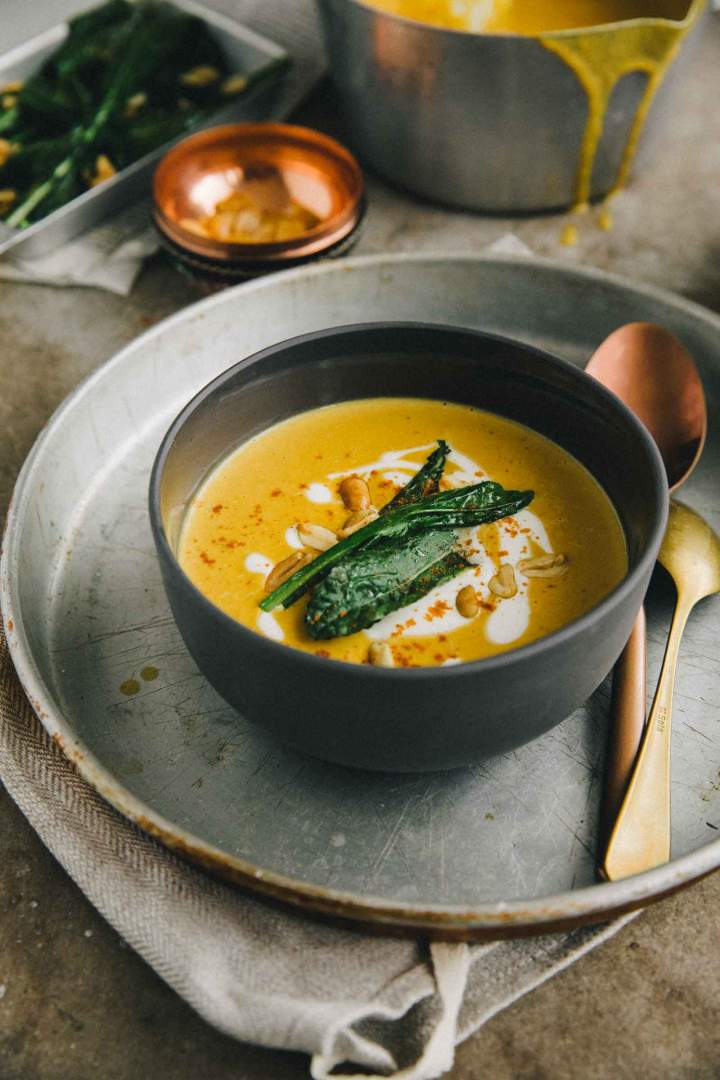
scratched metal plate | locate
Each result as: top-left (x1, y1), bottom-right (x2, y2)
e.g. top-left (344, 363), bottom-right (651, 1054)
top-left (3, 254), bottom-right (719, 936)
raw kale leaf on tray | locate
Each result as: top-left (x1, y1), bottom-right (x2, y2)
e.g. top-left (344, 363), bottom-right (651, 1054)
top-left (260, 441), bottom-right (535, 640)
top-left (0, 0), bottom-right (286, 228)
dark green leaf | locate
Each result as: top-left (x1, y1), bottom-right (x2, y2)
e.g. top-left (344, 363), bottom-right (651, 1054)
top-left (0, 135), bottom-right (74, 189)
top-left (384, 439), bottom-right (449, 511)
top-left (305, 529), bottom-right (467, 639)
top-left (65, 0), bottom-right (132, 42)
top-left (52, 1), bottom-right (133, 82)
top-left (260, 479), bottom-right (534, 612)
top-left (121, 107), bottom-right (204, 160)
top-left (27, 163), bottom-right (85, 220)
top-left (13, 77), bottom-right (78, 129)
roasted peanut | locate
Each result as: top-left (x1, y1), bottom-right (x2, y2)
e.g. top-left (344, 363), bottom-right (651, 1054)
top-left (368, 641), bottom-right (394, 668)
top-left (517, 553), bottom-right (567, 578)
top-left (180, 65), bottom-right (220, 86)
top-left (264, 550), bottom-right (313, 593)
top-left (337, 507), bottom-right (379, 538)
top-left (339, 475), bottom-right (371, 511)
top-left (124, 92), bottom-right (147, 118)
top-left (0, 139), bottom-right (17, 168)
top-left (211, 210), bottom-right (239, 242)
top-left (489, 563), bottom-right (518, 599)
top-left (222, 73), bottom-right (248, 95)
top-left (297, 522), bottom-right (337, 552)
top-left (89, 154), bottom-right (116, 187)
top-left (456, 584), bottom-right (479, 619)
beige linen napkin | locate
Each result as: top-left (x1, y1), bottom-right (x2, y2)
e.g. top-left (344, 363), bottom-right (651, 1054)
top-left (0, 625), bottom-right (633, 1080)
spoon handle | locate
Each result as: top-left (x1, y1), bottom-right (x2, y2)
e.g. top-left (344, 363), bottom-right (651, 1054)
top-left (602, 595), bottom-right (693, 881)
top-left (599, 608), bottom-right (647, 860)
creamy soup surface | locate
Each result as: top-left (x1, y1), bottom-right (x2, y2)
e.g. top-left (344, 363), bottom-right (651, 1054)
top-left (362, 0), bottom-right (690, 34)
top-left (179, 398), bottom-right (628, 668)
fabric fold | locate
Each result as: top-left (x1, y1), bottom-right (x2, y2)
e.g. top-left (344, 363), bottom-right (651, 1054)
top-left (0, 626), bottom-right (632, 1079)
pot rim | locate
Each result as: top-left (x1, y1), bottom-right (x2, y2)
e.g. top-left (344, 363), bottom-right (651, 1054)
top-left (340, 0), bottom-right (704, 40)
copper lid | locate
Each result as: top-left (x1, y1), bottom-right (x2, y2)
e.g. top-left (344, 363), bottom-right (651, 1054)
top-left (153, 123), bottom-right (364, 264)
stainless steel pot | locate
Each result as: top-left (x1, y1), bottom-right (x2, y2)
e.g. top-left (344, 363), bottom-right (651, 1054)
top-left (315, 0), bottom-right (704, 212)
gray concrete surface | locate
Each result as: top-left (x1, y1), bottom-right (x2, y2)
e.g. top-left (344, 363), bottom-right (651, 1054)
top-left (1, 15), bottom-right (720, 1080)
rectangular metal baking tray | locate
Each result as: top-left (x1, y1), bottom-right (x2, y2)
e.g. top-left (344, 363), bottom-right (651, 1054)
top-left (0, 0), bottom-right (288, 259)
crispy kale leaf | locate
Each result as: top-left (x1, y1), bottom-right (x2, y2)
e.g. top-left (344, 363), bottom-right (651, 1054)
top-left (261, 448), bottom-right (534, 613)
top-left (384, 439), bottom-right (449, 511)
top-left (305, 528), bottom-right (466, 639)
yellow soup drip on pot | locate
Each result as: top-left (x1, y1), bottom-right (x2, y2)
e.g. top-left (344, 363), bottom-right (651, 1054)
top-left (178, 398), bottom-right (627, 669)
top-left (362, 0), bottom-right (704, 211)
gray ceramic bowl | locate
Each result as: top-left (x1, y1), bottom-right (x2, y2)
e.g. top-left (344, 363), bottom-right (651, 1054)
top-left (149, 323), bottom-right (668, 772)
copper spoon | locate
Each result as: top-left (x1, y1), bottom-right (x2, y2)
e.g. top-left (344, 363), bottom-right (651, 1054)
top-left (586, 323), bottom-right (707, 865)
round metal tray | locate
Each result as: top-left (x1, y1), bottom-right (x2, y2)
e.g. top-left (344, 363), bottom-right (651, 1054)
top-left (2, 254), bottom-right (719, 938)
